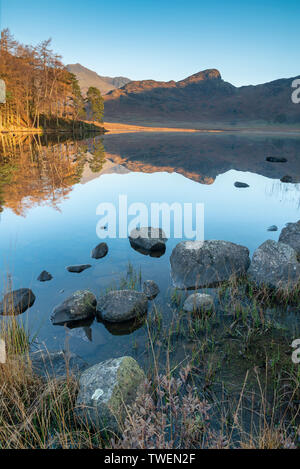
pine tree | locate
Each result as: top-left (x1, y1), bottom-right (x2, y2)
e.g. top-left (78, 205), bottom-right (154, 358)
top-left (86, 87), bottom-right (104, 123)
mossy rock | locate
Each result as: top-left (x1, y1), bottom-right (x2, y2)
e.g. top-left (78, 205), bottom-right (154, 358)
top-left (75, 356), bottom-right (145, 433)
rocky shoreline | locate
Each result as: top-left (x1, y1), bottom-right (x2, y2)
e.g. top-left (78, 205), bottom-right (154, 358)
top-left (1, 221), bottom-right (300, 433)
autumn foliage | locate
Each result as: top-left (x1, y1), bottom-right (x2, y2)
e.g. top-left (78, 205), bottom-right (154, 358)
top-left (0, 29), bottom-right (85, 131)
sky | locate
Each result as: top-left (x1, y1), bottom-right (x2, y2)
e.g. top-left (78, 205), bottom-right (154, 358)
top-left (0, 0), bottom-right (299, 86)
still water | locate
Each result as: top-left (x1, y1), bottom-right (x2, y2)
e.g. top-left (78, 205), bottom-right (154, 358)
top-left (0, 131), bottom-right (300, 365)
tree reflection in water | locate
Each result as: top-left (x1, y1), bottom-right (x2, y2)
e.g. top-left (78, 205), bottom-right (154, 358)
top-left (0, 133), bottom-right (106, 216)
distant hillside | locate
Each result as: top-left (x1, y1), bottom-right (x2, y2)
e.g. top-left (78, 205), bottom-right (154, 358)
top-left (104, 69), bottom-right (300, 126)
top-left (67, 63), bottom-right (131, 96)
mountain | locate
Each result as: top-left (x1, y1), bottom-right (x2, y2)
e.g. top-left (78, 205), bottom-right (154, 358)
top-left (67, 63), bottom-right (131, 96)
top-left (103, 69), bottom-right (300, 126)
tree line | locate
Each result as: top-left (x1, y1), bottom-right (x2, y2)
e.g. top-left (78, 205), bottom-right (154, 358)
top-left (0, 29), bottom-right (104, 131)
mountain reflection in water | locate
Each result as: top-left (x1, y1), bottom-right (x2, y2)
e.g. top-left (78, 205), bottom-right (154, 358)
top-left (1, 132), bottom-right (300, 215)
top-left (0, 131), bottom-right (300, 366)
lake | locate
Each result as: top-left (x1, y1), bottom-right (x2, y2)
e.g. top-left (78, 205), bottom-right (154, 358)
top-left (1, 131), bottom-right (300, 372)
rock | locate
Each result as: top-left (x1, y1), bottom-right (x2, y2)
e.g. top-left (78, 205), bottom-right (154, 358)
top-left (91, 242), bottom-right (108, 259)
top-left (234, 182), bottom-right (249, 188)
top-left (267, 225), bottom-right (278, 232)
top-left (281, 175), bottom-right (293, 183)
top-left (66, 264), bottom-right (91, 273)
top-left (75, 356), bottom-right (145, 433)
top-left (0, 288), bottom-right (36, 316)
top-left (129, 227), bottom-right (167, 255)
top-left (170, 240), bottom-right (250, 289)
top-left (143, 280), bottom-right (160, 300)
top-left (279, 220), bottom-right (300, 256)
top-left (266, 157), bottom-right (287, 163)
top-left (96, 290), bottom-right (148, 323)
top-left (51, 290), bottom-right (97, 325)
top-left (248, 240), bottom-right (300, 293)
top-left (37, 270), bottom-right (53, 282)
top-left (31, 349), bottom-right (88, 379)
top-left (183, 293), bottom-right (214, 313)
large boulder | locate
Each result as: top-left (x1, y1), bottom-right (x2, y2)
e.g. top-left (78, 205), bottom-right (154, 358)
top-left (31, 349), bottom-right (88, 379)
top-left (183, 293), bottom-right (214, 313)
top-left (129, 227), bottom-right (167, 256)
top-left (75, 356), bottom-right (145, 432)
top-left (0, 288), bottom-right (36, 316)
top-left (170, 240), bottom-right (250, 289)
top-left (51, 290), bottom-right (97, 325)
top-left (279, 220), bottom-right (300, 256)
top-left (96, 290), bottom-right (148, 323)
top-left (248, 240), bottom-right (300, 293)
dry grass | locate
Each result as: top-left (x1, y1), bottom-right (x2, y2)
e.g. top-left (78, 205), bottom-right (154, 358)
top-left (0, 274), bottom-right (299, 449)
top-left (0, 348), bottom-right (298, 449)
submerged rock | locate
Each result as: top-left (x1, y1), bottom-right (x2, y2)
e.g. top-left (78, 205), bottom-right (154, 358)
top-left (0, 288), bottom-right (36, 316)
top-left (96, 290), bottom-right (148, 323)
top-left (130, 243), bottom-right (166, 258)
top-left (183, 293), bottom-right (214, 313)
top-left (101, 316), bottom-right (146, 336)
top-left (51, 290), bottom-right (97, 325)
top-left (91, 242), bottom-right (108, 259)
top-left (170, 240), bottom-right (250, 289)
top-left (279, 220), bottom-right (300, 256)
top-left (75, 356), bottom-right (145, 433)
top-left (66, 319), bottom-right (94, 343)
top-left (129, 227), bottom-right (167, 255)
top-left (266, 157), bottom-right (287, 163)
top-left (66, 264), bottom-right (91, 273)
top-left (37, 270), bottom-right (53, 282)
top-left (267, 225), bottom-right (278, 232)
top-left (143, 280), bottom-right (160, 300)
top-left (31, 349), bottom-right (88, 379)
top-left (248, 239), bottom-right (300, 293)
top-left (280, 175), bottom-right (293, 183)
top-left (234, 182), bottom-right (249, 188)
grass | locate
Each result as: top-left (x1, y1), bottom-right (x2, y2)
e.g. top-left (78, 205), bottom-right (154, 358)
top-left (0, 270), bottom-right (299, 448)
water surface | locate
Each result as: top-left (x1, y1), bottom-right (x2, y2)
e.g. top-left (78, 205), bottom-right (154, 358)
top-left (1, 131), bottom-right (300, 366)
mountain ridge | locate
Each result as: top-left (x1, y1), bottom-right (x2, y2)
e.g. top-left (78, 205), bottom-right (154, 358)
top-left (67, 63), bottom-right (131, 95)
top-left (103, 68), bottom-right (300, 126)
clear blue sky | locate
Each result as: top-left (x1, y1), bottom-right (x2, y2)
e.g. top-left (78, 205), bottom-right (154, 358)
top-left (1, 0), bottom-right (299, 86)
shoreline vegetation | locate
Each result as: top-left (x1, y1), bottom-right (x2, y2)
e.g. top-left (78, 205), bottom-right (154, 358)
top-left (0, 265), bottom-right (299, 449)
top-left (2, 121), bottom-right (300, 136)
top-left (1, 231), bottom-right (300, 448)
top-left (0, 120), bottom-right (105, 135)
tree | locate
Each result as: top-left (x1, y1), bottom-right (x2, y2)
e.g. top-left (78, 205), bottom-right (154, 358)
top-left (69, 73), bottom-right (86, 121)
top-left (86, 87), bottom-right (104, 123)
top-left (0, 29), bottom-right (87, 130)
